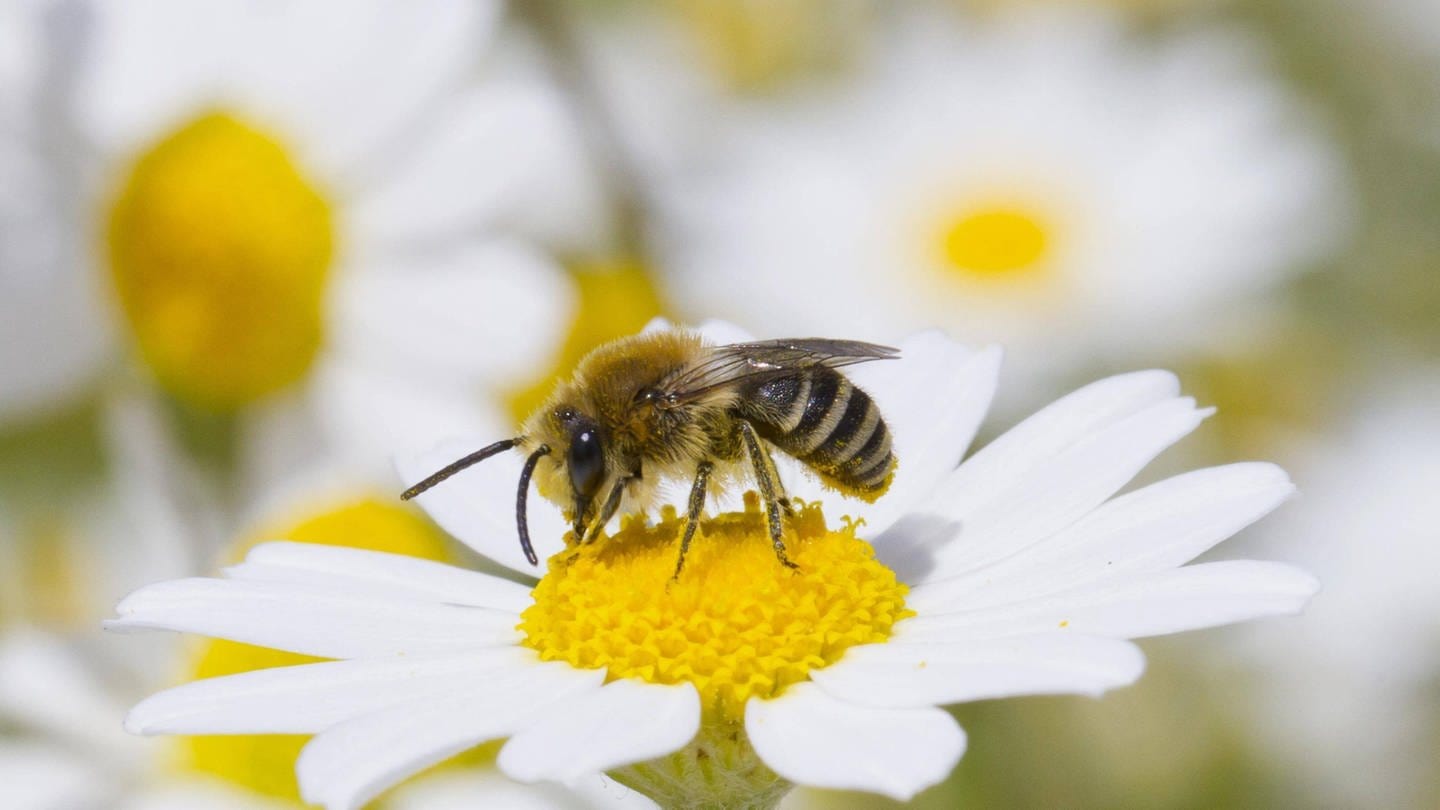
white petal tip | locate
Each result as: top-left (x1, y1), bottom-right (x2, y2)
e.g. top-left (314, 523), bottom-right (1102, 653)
top-left (121, 713), bottom-right (148, 736)
top-left (640, 316), bottom-right (676, 334)
top-left (1122, 369), bottom-right (1182, 398)
top-left (1288, 570), bottom-right (1323, 601)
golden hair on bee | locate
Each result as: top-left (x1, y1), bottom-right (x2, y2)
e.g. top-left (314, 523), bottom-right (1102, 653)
top-left (401, 329), bottom-right (899, 576)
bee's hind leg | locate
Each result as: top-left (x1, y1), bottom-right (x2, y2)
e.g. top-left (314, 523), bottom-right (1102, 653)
top-left (737, 421), bottom-right (800, 571)
top-left (672, 461), bottom-right (713, 580)
top-left (768, 460), bottom-right (795, 519)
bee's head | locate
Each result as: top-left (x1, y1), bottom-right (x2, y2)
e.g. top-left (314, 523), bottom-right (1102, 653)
top-left (400, 404), bottom-right (612, 569)
top-left (518, 403), bottom-right (611, 533)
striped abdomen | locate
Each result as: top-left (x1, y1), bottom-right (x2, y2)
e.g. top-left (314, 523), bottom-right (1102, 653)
top-left (736, 368), bottom-right (895, 498)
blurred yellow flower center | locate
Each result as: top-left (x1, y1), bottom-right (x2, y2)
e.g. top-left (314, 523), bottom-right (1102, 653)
top-left (521, 498), bottom-right (912, 723)
top-left (939, 204), bottom-right (1050, 280)
top-left (106, 111), bottom-right (335, 410)
top-left (182, 498), bottom-right (453, 802)
top-left (676, 0), bottom-right (847, 90)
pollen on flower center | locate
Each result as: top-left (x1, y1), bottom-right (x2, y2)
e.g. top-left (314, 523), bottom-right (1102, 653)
top-left (520, 498), bottom-right (912, 723)
top-left (106, 111), bottom-right (335, 410)
top-left (938, 203), bottom-right (1051, 280)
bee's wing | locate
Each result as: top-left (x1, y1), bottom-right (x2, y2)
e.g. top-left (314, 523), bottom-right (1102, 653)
top-left (658, 338), bottom-right (900, 406)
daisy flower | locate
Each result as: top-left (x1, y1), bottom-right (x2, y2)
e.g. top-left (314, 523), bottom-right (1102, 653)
top-left (109, 321), bottom-right (1316, 808)
top-left (6, 0), bottom-right (591, 467)
top-left (655, 9), bottom-right (1344, 389)
top-left (0, 0), bottom-right (112, 426)
top-left (0, 455), bottom-right (636, 809)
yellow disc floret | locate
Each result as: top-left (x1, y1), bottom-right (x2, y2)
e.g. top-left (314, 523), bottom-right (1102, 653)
top-left (940, 204), bottom-right (1051, 280)
top-left (521, 498), bottom-right (912, 724)
top-left (106, 111), bottom-right (335, 410)
top-left (181, 497), bottom-right (455, 802)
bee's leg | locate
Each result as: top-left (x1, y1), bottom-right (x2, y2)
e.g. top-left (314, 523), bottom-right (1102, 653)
top-left (749, 435), bottom-right (794, 518)
top-left (581, 477), bottom-right (628, 545)
top-left (673, 461), bottom-right (714, 580)
top-left (738, 421), bottom-right (800, 570)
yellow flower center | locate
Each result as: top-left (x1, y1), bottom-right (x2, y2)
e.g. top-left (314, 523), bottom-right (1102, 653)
top-left (106, 111), bottom-right (335, 410)
top-left (520, 498), bottom-right (912, 724)
top-left (938, 204), bottom-right (1051, 280)
top-left (674, 0), bottom-right (857, 90)
top-left (180, 498), bottom-right (454, 803)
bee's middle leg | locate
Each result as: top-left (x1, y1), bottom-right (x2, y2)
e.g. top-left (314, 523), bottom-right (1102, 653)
top-left (738, 421), bottom-right (799, 570)
top-left (672, 461), bottom-right (713, 579)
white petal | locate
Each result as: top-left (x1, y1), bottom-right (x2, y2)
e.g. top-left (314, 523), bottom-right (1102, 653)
top-left (387, 770), bottom-right (656, 810)
top-left (106, 578), bottom-right (519, 658)
top-left (230, 542), bottom-right (533, 614)
top-left (693, 318), bottom-right (759, 345)
top-left (641, 317), bottom-right (754, 345)
top-left (310, 354), bottom-right (510, 474)
top-left (348, 79), bottom-right (585, 247)
top-left (499, 679), bottom-right (700, 785)
top-left (855, 339), bottom-right (1001, 539)
top-left (917, 397), bottom-right (1211, 583)
top-left (0, 240), bottom-right (113, 422)
top-left (77, 0), bottom-right (242, 155)
top-left (639, 316), bottom-right (676, 335)
top-left (811, 633), bottom-right (1145, 708)
top-left (0, 630), bottom-right (136, 762)
top-left (333, 241), bottom-right (574, 385)
top-left (746, 684), bottom-right (964, 801)
top-left (119, 777), bottom-right (298, 810)
top-left (397, 438), bottom-right (570, 577)
top-left (232, 0), bottom-right (501, 182)
top-left (126, 648), bottom-right (536, 735)
top-left (297, 662), bottom-right (604, 810)
top-left (0, 741), bottom-right (111, 810)
top-left (926, 370), bottom-right (1180, 518)
top-left (899, 561), bottom-right (1320, 642)
top-left (910, 463), bottom-right (1295, 613)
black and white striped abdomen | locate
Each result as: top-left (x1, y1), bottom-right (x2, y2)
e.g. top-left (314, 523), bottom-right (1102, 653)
top-left (737, 368), bottom-right (895, 496)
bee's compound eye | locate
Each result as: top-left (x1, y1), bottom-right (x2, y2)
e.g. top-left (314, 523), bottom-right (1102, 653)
top-left (568, 429), bottom-right (604, 500)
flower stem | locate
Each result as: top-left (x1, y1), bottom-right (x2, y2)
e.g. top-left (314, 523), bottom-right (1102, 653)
top-left (609, 720), bottom-right (792, 810)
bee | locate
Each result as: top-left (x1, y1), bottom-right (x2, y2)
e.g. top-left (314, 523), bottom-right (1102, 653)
top-left (401, 330), bottom-right (899, 577)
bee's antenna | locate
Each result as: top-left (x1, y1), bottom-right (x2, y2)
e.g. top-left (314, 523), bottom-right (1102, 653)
top-left (400, 438), bottom-right (520, 501)
top-left (516, 444), bottom-right (551, 567)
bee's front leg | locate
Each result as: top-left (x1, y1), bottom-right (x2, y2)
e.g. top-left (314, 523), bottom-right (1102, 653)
top-left (581, 476), bottom-right (629, 545)
top-left (672, 460), bottom-right (714, 580)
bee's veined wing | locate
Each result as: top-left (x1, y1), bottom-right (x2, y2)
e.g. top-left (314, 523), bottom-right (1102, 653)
top-left (657, 338), bottom-right (900, 406)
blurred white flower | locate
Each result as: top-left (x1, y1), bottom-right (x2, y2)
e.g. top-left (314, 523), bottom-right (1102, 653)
top-left (0, 0), bottom-right (113, 425)
top-left (0, 442), bottom-right (632, 809)
top-left (0, 628), bottom-right (636, 810)
top-left (112, 322), bottom-right (1314, 808)
top-left (2, 0), bottom-right (599, 472)
top-left (656, 10), bottom-right (1344, 393)
top-left (1240, 371), bottom-right (1440, 807)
